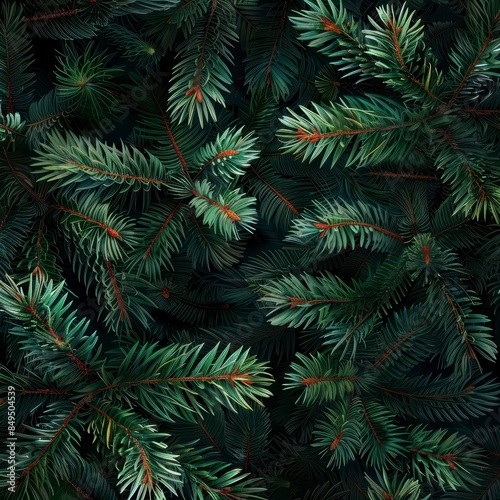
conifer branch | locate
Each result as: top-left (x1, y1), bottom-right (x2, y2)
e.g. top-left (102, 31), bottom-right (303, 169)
top-left (54, 204), bottom-right (122, 240)
top-left (447, 14), bottom-right (500, 107)
top-left (374, 321), bottom-right (429, 368)
top-left (24, 10), bottom-right (81, 23)
top-left (2, 147), bottom-right (47, 206)
top-left (153, 93), bottom-right (191, 179)
top-left (105, 260), bottom-right (130, 325)
top-left (16, 394), bottom-right (92, 486)
top-left (88, 404), bottom-right (154, 489)
top-left (249, 165), bottom-right (300, 216)
top-left (314, 221), bottom-right (404, 243)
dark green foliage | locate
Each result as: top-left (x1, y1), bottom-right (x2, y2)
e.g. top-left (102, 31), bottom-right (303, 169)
top-left (1, 0), bottom-right (500, 499)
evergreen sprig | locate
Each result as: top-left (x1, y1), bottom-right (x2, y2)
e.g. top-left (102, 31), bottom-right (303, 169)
top-left (1, 0), bottom-right (500, 498)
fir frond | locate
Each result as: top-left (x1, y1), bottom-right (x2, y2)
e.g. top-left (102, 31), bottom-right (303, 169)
top-left (286, 198), bottom-right (406, 256)
top-left (0, 3), bottom-right (35, 113)
top-left (168, 0), bottom-right (238, 127)
top-left (193, 127), bottom-right (259, 183)
top-left (104, 23), bottom-right (162, 67)
top-left (55, 43), bottom-right (124, 123)
top-left (284, 352), bottom-right (358, 405)
top-left (244, 1), bottom-right (302, 101)
top-left (0, 201), bottom-right (34, 276)
top-left (378, 372), bottom-right (500, 422)
top-left (278, 95), bottom-right (438, 168)
top-left (290, 0), bottom-right (363, 77)
top-left (190, 179), bottom-right (258, 240)
top-left (55, 193), bottom-right (138, 262)
top-left (184, 213), bottom-right (246, 270)
top-left (25, 90), bottom-right (69, 148)
top-left (408, 425), bottom-right (485, 491)
top-left (364, 4), bottom-right (445, 107)
top-left (34, 131), bottom-right (169, 199)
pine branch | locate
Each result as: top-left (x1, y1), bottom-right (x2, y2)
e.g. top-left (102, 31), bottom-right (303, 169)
top-left (278, 95), bottom-right (442, 167)
top-left (34, 131), bottom-right (170, 199)
top-left (0, 3), bottom-right (34, 113)
top-left (446, 12), bottom-right (500, 107)
top-left (364, 4), bottom-right (445, 106)
top-left (245, 1), bottom-right (301, 101)
top-left (190, 179), bottom-right (257, 240)
top-left (168, 0), bottom-right (237, 126)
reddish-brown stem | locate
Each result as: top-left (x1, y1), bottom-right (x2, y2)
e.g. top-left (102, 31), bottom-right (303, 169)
top-left (433, 219), bottom-right (470, 238)
top-left (301, 374), bottom-right (357, 386)
top-left (296, 112), bottom-right (440, 143)
top-left (198, 420), bottom-right (224, 454)
top-left (67, 481), bottom-right (92, 500)
top-left (66, 159), bottom-right (166, 184)
top-left (244, 436), bottom-right (251, 471)
top-left (362, 404), bottom-right (384, 446)
top-left (194, 150), bottom-right (240, 180)
top-left (26, 113), bottom-right (64, 128)
top-left (0, 123), bottom-right (24, 136)
top-left (321, 16), bottom-right (344, 34)
top-left (314, 221), bottom-right (404, 243)
top-left (330, 393), bottom-right (354, 450)
top-left (1, 19), bottom-right (14, 113)
top-left (365, 171), bottom-right (437, 181)
top-left (379, 385), bottom-right (475, 399)
top-left (409, 448), bottom-right (458, 469)
top-left (152, 94), bottom-right (191, 179)
top-left (0, 205), bottom-right (12, 231)
top-left (186, 0), bottom-right (219, 102)
top-left (289, 297), bottom-right (351, 308)
top-left (3, 147), bottom-right (47, 205)
top-left (106, 261), bottom-right (130, 323)
top-left (250, 166), bottom-right (301, 216)
top-left (441, 286), bottom-right (476, 359)
top-left (25, 301), bottom-right (91, 376)
top-left (26, 302), bottom-right (64, 344)
top-left (143, 203), bottom-right (181, 259)
top-left (167, 0), bottom-right (197, 22)
top-left (342, 313), bottom-right (372, 346)
top-left (32, 225), bottom-right (43, 278)
top-left (387, 19), bottom-right (442, 102)
top-left (97, 371), bottom-right (254, 394)
top-left (24, 9), bottom-right (80, 22)
top-left (88, 404), bottom-right (153, 488)
top-left (374, 321), bottom-right (429, 368)
top-left (447, 16), bottom-right (500, 107)
top-left (463, 108), bottom-right (500, 116)
top-left (330, 431), bottom-right (344, 450)
top-left (20, 389), bottom-right (67, 396)
top-left (54, 204), bottom-right (121, 239)
top-left (191, 213), bottom-right (208, 241)
top-left (192, 189), bottom-right (241, 221)
top-left (444, 129), bottom-right (488, 200)
top-left (476, 470), bottom-right (500, 499)
top-left (422, 245), bottom-right (430, 265)
top-left (265, 3), bottom-right (288, 86)
top-left (168, 370), bottom-right (253, 387)
top-left (16, 395), bottom-right (92, 485)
